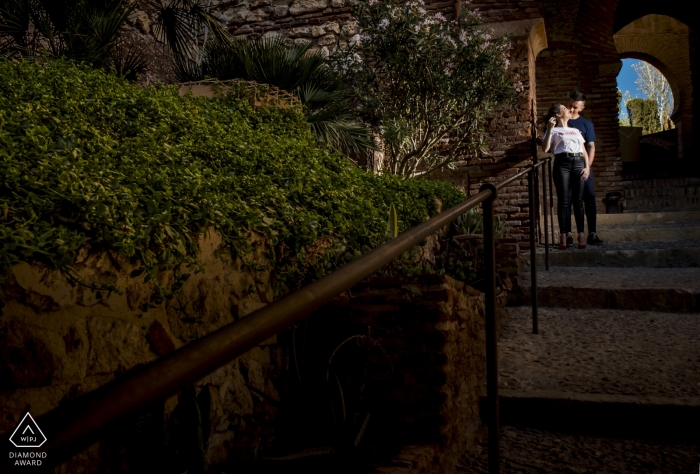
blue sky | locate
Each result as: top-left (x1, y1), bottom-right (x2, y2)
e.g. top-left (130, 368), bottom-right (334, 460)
top-left (617, 58), bottom-right (646, 98)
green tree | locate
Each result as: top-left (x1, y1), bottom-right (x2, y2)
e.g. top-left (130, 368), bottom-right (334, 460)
top-left (618, 89), bottom-right (632, 127)
top-left (331, 0), bottom-right (514, 177)
top-left (632, 61), bottom-right (674, 131)
top-left (627, 97), bottom-right (661, 135)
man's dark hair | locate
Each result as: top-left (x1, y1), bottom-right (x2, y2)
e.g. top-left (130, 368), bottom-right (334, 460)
top-left (570, 91), bottom-right (586, 102)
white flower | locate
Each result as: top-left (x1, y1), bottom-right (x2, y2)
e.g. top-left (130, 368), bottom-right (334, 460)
top-left (378, 18), bottom-right (389, 29)
top-left (514, 81), bottom-right (525, 92)
top-left (434, 12), bottom-right (446, 21)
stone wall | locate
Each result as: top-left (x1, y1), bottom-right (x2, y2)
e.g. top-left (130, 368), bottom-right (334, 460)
top-left (622, 176), bottom-right (700, 212)
top-left (0, 229), bottom-right (287, 472)
top-left (307, 274), bottom-right (508, 474)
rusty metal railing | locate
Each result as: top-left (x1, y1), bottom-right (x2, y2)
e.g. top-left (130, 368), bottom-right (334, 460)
top-left (0, 160), bottom-right (552, 474)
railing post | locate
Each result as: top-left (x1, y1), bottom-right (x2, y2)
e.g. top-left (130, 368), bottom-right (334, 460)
top-left (480, 183), bottom-right (499, 474)
top-left (527, 170), bottom-right (539, 335)
top-left (542, 160), bottom-right (550, 271)
top-left (548, 159), bottom-right (555, 251)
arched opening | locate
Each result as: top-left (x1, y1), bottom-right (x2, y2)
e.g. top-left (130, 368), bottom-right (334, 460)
top-left (614, 14), bottom-right (692, 158)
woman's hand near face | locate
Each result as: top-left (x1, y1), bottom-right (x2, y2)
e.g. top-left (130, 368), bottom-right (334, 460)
top-left (547, 117), bottom-right (556, 130)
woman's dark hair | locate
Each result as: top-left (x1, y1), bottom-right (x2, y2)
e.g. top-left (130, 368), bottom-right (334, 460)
top-left (543, 104), bottom-right (565, 131)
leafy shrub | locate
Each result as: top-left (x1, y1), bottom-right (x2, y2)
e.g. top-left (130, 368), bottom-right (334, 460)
top-left (0, 60), bottom-right (465, 306)
top-left (332, 0), bottom-right (515, 177)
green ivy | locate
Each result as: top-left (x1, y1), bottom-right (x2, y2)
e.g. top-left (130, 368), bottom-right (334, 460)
top-left (0, 59), bottom-right (466, 307)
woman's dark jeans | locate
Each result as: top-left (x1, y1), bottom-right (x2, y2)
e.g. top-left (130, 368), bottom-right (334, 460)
top-left (553, 154), bottom-right (585, 234)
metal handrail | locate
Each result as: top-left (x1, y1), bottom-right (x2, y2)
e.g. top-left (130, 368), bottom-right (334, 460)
top-left (1, 159), bottom-right (551, 474)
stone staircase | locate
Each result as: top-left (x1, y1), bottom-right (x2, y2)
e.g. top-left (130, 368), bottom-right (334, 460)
top-left (460, 210), bottom-right (700, 472)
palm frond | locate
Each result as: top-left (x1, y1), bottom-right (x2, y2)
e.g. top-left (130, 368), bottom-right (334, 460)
top-left (111, 41), bottom-right (146, 81)
top-left (0, 0), bottom-right (31, 53)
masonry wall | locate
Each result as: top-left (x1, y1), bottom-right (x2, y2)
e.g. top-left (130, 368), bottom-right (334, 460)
top-left (1, 230), bottom-right (287, 472)
top-left (308, 274), bottom-right (509, 474)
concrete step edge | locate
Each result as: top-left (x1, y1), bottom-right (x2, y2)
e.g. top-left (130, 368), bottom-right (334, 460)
top-left (488, 389), bottom-right (700, 440)
top-left (521, 286), bottom-right (700, 312)
top-left (524, 247), bottom-right (700, 268)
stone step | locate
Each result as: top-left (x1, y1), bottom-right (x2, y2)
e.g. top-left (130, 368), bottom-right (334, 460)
top-left (459, 425), bottom-right (698, 472)
top-left (541, 210), bottom-right (700, 243)
top-left (597, 210), bottom-right (700, 225)
top-left (496, 391), bottom-right (700, 440)
top-left (527, 242), bottom-right (700, 267)
top-left (522, 267), bottom-right (700, 311)
top-left (594, 224), bottom-right (700, 242)
top-left (492, 307), bottom-right (700, 439)
top-left (542, 210), bottom-right (700, 226)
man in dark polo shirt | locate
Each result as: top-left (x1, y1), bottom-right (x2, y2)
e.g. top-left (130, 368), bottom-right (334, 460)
top-left (568, 91), bottom-right (604, 246)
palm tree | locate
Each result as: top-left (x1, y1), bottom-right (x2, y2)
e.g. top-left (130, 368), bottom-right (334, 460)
top-left (147, 1), bottom-right (372, 155)
top-left (201, 38), bottom-right (375, 156)
top-left (0, 0), bottom-right (144, 79)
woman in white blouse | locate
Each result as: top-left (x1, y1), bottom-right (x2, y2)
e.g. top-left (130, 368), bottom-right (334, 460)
top-left (541, 104), bottom-right (591, 249)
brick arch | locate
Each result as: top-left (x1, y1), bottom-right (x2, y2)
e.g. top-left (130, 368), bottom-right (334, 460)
top-left (613, 0), bottom-right (696, 34)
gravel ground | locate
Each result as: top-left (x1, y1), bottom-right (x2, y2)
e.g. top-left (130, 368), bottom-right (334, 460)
top-left (458, 426), bottom-right (700, 474)
top-left (499, 307), bottom-right (700, 398)
top-left (528, 266), bottom-right (700, 291)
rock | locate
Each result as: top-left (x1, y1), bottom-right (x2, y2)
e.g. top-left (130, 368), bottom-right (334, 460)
top-left (218, 5), bottom-right (251, 24)
top-left (290, 26), bottom-right (313, 38)
top-left (341, 21), bottom-right (358, 36)
top-left (324, 21), bottom-right (341, 34)
top-left (246, 8), bottom-right (270, 22)
top-left (273, 5), bottom-right (289, 17)
top-left (311, 25), bottom-right (326, 37)
top-left (320, 46), bottom-right (330, 58)
top-left (289, 0), bottom-right (329, 16)
top-left (220, 366), bottom-right (254, 416)
top-left (134, 10), bottom-right (150, 34)
top-left (317, 34), bottom-right (336, 46)
top-left (0, 321), bottom-right (64, 388)
top-left (330, 0), bottom-right (344, 6)
top-left (206, 431), bottom-right (235, 466)
top-left (250, 0), bottom-right (271, 8)
top-left (294, 38), bottom-right (311, 47)
top-left (241, 358), bottom-right (265, 391)
top-left (146, 319), bottom-right (179, 356)
top-left (86, 315), bottom-right (154, 374)
top-left (348, 34), bottom-right (361, 46)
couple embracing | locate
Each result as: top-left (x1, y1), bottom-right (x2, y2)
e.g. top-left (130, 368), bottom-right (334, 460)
top-left (541, 92), bottom-right (605, 250)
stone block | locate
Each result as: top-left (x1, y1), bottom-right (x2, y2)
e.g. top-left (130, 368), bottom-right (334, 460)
top-left (341, 20), bottom-right (358, 36)
top-left (317, 33), bottom-right (336, 46)
top-left (323, 21), bottom-right (340, 34)
top-left (273, 5), bottom-right (289, 17)
top-left (289, 0), bottom-right (329, 15)
top-left (290, 26), bottom-right (313, 37)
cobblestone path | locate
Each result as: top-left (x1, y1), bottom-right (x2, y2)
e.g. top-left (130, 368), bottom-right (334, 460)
top-left (464, 211), bottom-right (700, 472)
